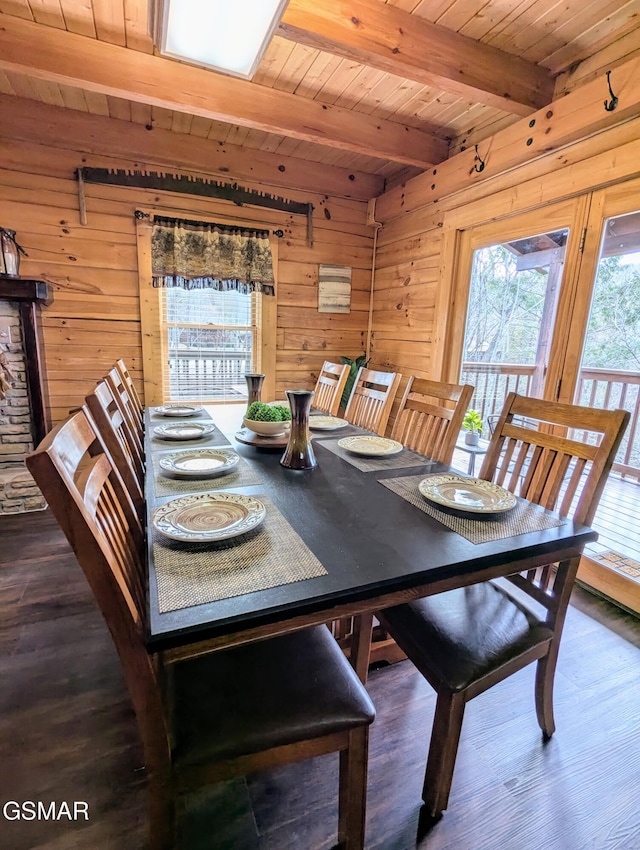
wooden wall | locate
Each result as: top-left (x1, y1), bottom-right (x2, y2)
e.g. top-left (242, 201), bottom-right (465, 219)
top-left (369, 57), bottom-right (640, 427)
top-left (0, 97), bottom-right (373, 424)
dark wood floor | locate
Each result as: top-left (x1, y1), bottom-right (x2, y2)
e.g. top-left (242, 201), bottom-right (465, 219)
top-left (2, 509), bottom-right (640, 850)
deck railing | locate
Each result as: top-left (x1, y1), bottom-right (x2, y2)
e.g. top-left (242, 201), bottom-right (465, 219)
top-left (168, 350), bottom-right (251, 400)
top-left (461, 362), bottom-right (640, 480)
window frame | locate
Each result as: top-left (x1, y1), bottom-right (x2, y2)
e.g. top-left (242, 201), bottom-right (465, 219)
top-left (135, 207), bottom-right (277, 406)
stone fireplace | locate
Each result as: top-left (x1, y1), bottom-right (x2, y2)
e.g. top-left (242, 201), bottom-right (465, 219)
top-left (0, 276), bottom-right (52, 514)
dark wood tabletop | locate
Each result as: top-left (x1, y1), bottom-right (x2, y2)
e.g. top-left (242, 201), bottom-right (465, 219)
top-left (144, 405), bottom-right (597, 661)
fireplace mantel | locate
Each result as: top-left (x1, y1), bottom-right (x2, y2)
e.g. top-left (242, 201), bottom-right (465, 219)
top-left (0, 275), bottom-right (53, 444)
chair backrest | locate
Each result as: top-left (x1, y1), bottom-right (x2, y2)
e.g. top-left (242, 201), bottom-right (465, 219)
top-left (344, 367), bottom-right (402, 436)
top-left (313, 361), bottom-right (350, 417)
top-left (85, 381), bottom-right (144, 514)
top-left (115, 358), bottom-right (143, 426)
top-left (479, 393), bottom-right (629, 619)
top-left (391, 377), bottom-right (473, 463)
top-left (25, 410), bottom-right (168, 767)
top-left (106, 367), bottom-right (144, 457)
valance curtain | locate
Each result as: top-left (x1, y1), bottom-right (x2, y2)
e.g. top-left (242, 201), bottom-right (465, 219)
top-left (152, 216), bottom-right (275, 295)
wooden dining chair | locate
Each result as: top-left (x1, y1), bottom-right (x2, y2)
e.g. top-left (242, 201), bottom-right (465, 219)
top-left (391, 377), bottom-right (474, 464)
top-left (313, 360), bottom-right (351, 416)
top-left (106, 366), bottom-right (144, 457)
top-left (85, 380), bottom-right (144, 517)
top-left (115, 358), bottom-right (144, 426)
top-left (378, 393), bottom-right (629, 819)
top-left (26, 409), bottom-right (375, 850)
top-left (344, 367), bottom-right (402, 436)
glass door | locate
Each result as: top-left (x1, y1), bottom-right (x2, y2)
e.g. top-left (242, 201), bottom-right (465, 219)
top-left (561, 179), bottom-right (640, 612)
top-left (446, 199), bottom-right (589, 431)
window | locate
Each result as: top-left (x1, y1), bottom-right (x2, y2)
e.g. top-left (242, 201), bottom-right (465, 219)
top-left (136, 210), bottom-right (277, 406)
top-left (162, 286), bottom-right (261, 402)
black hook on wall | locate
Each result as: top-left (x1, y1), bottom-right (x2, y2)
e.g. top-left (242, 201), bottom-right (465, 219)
top-left (473, 144), bottom-right (486, 173)
top-left (604, 70), bottom-right (618, 112)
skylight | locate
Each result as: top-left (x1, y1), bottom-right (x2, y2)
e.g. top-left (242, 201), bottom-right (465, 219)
top-left (153, 0), bottom-right (290, 80)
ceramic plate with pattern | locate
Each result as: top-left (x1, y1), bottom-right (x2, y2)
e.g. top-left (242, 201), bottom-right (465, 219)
top-left (152, 493), bottom-right (266, 543)
top-left (418, 475), bottom-right (517, 514)
top-left (155, 404), bottom-right (202, 417)
top-left (153, 422), bottom-right (216, 441)
top-left (309, 415), bottom-right (349, 431)
top-left (337, 435), bottom-right (404, 456)
top-left (158, 448), bottom-right (240, 479)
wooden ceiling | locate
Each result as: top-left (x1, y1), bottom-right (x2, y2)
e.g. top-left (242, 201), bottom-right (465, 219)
top-left (1, 0), bottom-right (639, 190)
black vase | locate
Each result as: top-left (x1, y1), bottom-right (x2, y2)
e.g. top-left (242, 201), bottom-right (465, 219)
top-left (280, 390), bottom-right (317, 470)
top-left (245, 374), bottom-right (265, 407)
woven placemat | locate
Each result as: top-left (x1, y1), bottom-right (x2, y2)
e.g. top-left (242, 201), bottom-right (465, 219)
top-left (316, 438), bottom-right (434, 472)
top-left (152, 497), bottom-right (327, 612)
top-left (379, 474), bottom-right (565, 544)
top-left (151, 453), bottom-right (263, 497)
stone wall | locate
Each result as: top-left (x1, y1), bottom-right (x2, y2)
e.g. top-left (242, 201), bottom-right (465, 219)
top-left (0, 300), bottom-right (45, 513)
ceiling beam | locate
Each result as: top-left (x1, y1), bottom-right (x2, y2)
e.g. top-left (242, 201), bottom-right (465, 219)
top-left (279, 0), bottom-right (554, 116)
top-left (0, 15), bottom-right (447, 169)
top-left (0, 95), bottom-right (385, 200)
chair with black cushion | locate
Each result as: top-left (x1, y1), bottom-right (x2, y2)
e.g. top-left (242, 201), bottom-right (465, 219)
top-left (26, 409), bottom-right (375, 850)
top-left (344, 367), bottom-right (402, 436)
top-left (85, 380), bottom-right (144, 518)
top-left (391, 377), bottom-right (474, 464)
top-left (313, 360), bottom-right (351, 416)
top-left (378, 393), bottom-right (629, 819)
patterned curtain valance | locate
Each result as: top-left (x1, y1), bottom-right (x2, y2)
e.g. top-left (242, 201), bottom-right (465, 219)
top-left (151, 216), bottom-right (275, 295)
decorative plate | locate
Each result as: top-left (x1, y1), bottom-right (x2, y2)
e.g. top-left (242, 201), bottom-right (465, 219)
top-left (418, 475), bottom-right (517, 514)
top-left (152, 493), bottom-right (266, 543)
top-left (158, 448), bottom-right (240, 479)
top-left (155, 404), bottom-right (202, 417)
top-left (309, 415), bottom-right (349, 431)
top-left (153, 422), bottom-right (216, 441)
top-left (337, 435), bottom-right (404, 457)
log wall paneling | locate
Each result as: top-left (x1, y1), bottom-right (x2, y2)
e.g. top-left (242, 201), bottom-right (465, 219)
top-left (0, 120), bottom-right (373, 424)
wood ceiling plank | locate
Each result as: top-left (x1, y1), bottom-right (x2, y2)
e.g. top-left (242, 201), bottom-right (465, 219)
top-left (376, 53), bottom-right (640, 220)
top-left (553, 28), bottom-right (640, 95)
top-left (28, 0), bottom-right (65, 28)
top-left (82, 88), bottom-right (109, 116)
top-left (123, 0), bottom-right (153, 53)
top-left (129, 101), bottom-right (152, 125)
top-left (293, 50), bottom-right (344, 98)
top-left (280, 0), bottom-right (553, 114)
top-left (107, 96), bottom-right (131, 122)
top-left (525, 0), bottom-right (638, 65)
top-left (0, 1), bottom-right (33, 20)
top-left (30, 76), bottom-right (64, 106)
top-left (542, 1), bottom-right (640, 72)
top-left (459, 0), bottom-right (516, 41)
top-left (0, 15), bottom-right (445, 167)
top-left (272, 43), bottom-right (319, 94)
top-left (4, 69), bottom-right (37, 98)
top-left (90, 0), bottom-right (126, 46)
top-left (59, 0), bottom-right (96, 37)
top-left (1, 94), bottom-right (385, 199)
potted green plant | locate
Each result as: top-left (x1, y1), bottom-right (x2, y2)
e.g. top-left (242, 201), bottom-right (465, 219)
top-left (339, 353), bottom-right (369, 410)
top-left (462, 409), bottom-right (483, 446)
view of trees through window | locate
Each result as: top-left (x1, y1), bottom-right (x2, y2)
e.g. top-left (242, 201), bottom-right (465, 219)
top-left (463, 243), bottom-right (554, 365)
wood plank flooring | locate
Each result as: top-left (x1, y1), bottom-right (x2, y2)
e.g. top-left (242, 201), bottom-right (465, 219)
top-left (1, 509), bottom-right (640, 850)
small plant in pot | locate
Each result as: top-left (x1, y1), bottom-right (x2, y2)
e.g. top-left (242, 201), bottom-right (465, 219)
top-left (462, 409), bottom-right (483, 446)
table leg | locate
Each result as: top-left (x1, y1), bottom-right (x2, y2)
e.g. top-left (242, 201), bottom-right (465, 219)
top-left (468, 454), bottom-right (475, 475)
top-left (350, 613), bottom-right (373, 683)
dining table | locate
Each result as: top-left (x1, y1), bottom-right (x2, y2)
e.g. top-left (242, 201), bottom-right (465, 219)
top-left (143, 403), bottom-right (598, 679)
